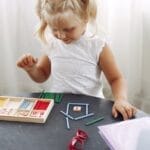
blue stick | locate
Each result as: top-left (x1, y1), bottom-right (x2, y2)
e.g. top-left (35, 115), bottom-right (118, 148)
top-left (66, 117), bottom-right (70, 129)
top-left (65, 103), bottom-right (70, 129)
top-left (68, 103), bottom-right (89, 106)
top-left (86, 104), bottom-right (89, 115)
top-left (74, 113), bottom-right (94, 120)
top-left (60, 111), bottom-right (74, 120)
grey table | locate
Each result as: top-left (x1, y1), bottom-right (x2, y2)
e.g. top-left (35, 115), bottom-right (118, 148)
top-left (0, 93), bottom-right (146, 150)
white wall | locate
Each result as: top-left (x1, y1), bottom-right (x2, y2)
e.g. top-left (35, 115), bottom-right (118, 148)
top-left (142, 8), bottom-right (150, 97)
top-left (139, 1), bottom-right (150, 113)
top-left (0, 0), bottom-right (43, 94)
top-left (140, 6), bottom-right (150, 113)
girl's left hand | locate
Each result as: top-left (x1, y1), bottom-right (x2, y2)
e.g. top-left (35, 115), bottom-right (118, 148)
top-left (112, 100), bottom-right (137, 120)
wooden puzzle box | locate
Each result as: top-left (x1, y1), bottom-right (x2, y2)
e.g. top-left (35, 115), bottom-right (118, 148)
top-left (0, 96), bottom-right (54, 123)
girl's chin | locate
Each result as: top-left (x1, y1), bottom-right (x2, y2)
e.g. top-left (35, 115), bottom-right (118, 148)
top-left (63, 39), bottom-right (73, 44)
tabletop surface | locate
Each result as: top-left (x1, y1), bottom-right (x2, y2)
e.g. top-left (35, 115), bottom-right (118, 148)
top-left (0, 93), bottom-right (147, 150)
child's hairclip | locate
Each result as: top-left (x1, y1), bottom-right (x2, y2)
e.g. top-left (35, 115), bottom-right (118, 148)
top-left (68, 129), bottom-right (88, 150)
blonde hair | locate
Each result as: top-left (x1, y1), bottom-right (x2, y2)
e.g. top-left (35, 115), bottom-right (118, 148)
top-left (35, 0), bottom-right (97, 42)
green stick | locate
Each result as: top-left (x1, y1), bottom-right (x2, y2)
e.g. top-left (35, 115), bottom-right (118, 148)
top-left (39, 89), bottom-right (45, 98)
top-left (85, 116), bottom-right (104, 126)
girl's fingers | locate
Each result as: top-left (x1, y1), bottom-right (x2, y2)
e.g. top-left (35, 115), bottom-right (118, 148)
top-left (23, 55), bottom-right (29, 65)
top-left (112, 107), bottom-right (118, 118)
top-left (24, 54), bottom-right (33, 65)
top-left (115, 106), bottom-right (128, 120)
top-left (17, 54), bottom-right (37, 68)
top-left (125, 106), bottom-right (137, 119)
top-left (17, 54), bottom-right (28, 66)
top-left (120, 108), bottom-right (128, 120)
top-left (27, 55), bottom-right (35, 65)
top-left (113, 100), bottom-right (138, 120)
top-left (125, 107), bottom-right (132, 119)
top-left (33, 57), bottom-right (38, 63)
top-left (17, 54), bottom-right (25, 67)
top-left (26, 54), bottom-right (37, 65)
top-left (113, 104), bottom-right (129, 120)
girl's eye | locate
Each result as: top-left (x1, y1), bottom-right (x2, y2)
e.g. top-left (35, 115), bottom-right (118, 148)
top-left (52, 29), bottom-right (58, 32)
top-left (63, 27), bottom-right (75, 32)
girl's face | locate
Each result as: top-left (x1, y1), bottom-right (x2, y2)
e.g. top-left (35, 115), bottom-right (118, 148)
top-left (48, 11), bottom-right (87, 44)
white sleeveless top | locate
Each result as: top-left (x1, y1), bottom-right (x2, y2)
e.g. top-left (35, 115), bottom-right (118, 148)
top-left (44, 31), bottom-right (106, 98)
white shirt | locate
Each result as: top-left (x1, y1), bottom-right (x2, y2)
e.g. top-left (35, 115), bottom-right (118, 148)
top-left (44, 31), bottom-right (107, 98)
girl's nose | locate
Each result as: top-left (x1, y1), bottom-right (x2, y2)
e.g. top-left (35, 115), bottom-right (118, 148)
top-left (57, 31), bottom-right (66, 39)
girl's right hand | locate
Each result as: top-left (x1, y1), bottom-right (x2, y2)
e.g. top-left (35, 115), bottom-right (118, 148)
top-left (17, 53), bottom-right (38, 72)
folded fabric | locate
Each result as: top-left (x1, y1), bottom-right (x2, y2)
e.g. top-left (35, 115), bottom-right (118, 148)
top-left (98, 117), bottom-right (150, 150)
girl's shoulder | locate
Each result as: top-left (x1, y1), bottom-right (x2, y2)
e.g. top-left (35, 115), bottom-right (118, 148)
top-left (83, 30), bottom-right (108, 42)
top-left (83, 31), bottom-right (109, 48)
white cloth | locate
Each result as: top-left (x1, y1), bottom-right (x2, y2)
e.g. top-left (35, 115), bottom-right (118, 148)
top-left (44, 31), bottom-right (107, 98)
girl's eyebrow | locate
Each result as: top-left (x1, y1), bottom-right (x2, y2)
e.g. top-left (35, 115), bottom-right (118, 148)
top-left (63, 27), bottom-right (75, 30)
top-left (52, 26), bottom-right (75, 31)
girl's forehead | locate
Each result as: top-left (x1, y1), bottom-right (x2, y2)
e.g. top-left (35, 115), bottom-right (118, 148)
top-left (48, 11), bottom-right (82, 28)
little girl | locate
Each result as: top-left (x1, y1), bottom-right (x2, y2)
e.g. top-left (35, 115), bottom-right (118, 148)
top-left (17, 0), bottom-right (136, 120)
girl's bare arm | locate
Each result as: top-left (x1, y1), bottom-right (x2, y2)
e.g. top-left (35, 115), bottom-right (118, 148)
top-left (17, 54), bottom-right (51, 83)
top-left (99, 45), bottom-right (136, 120)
